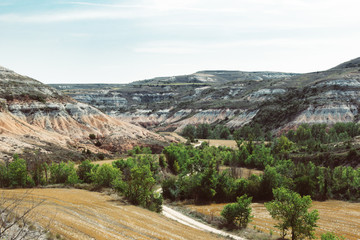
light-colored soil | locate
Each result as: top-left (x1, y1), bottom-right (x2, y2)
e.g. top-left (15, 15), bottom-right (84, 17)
top-left (159, 132), bottom-right (187, 143)
top-left (0, 188), bottom-right (224, 240)
top-left (199, 139), bottom-right (238, 149)
top-left (185, 200), bottom-right (360, 240)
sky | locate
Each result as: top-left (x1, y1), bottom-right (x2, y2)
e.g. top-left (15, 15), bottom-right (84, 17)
top-left (0, 0), bottom-right (359, 84)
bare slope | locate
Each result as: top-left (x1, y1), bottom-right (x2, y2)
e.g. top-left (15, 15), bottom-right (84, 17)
top-left (0, 66), bottom-right (170, 161)
top-left (0, 188), bottom-right (223, 240)
top-left (51, 57), bottom-right (360, 133)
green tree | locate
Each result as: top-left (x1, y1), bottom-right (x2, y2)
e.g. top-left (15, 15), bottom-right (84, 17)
top-left (124, 165), bottom-right (156, 208)
top-left (182, 125), bottom-right (196, 141)
top-left (221, 194), bottom-right (253, 228)
top-left (49, 162), bottom-right (78, 185)
top-left (272, 135), bottom-right (294, 156)
top-left (91, 163), bottom-right (121, 187)
top-left (8, 156), bottom-right (29, 187)
top-left (265, 188), bottom-right (319, 240)
top-left (77, 160), bottom-right (95, 183)
top-left (196, 124), bottom-right (211, 139)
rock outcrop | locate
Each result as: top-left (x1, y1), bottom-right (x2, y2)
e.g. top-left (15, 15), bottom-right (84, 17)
top-left (50, 58), bottom-right (360, 134)
top-left (0, 66), bottom-right (169, 161)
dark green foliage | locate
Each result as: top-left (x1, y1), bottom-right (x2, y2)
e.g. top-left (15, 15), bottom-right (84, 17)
top-left (91, 163), bottom-right (121, 188)
top-left (182, 125), bottom-right (196, 141)
top-left (128, 146), bottom-right (152, 156)
top-left (112, 155), bottom-right (162, 212)
top-left (123, 165), bottom-right (156, 207)
top-left (265, 188), bottom-right (319, 240)
top-left (7, 155), bottom-right (32, 187)
top-left (159, 154), bottom-right (167, 169)
top-left (181, 124), bottom-right (233, 140)
top-left (49, 161), bottom-right (79, 185)
top-left (221, 195), bottom-right (253, 228)
top-left (77, 160), bottom-right (95, 183)
top-left (288, 123), bottom-right (360, 146)
top-left (0, 164), bottom-right (9, 187)
top-left (234, 124), bottom-right (264, 141)
top-left (196, 124), bottom-right (211, 139)
top-left (89, 134), bottom-right (96, 140)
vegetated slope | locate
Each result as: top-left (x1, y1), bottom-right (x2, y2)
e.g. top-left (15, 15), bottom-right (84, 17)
top-left (51, 57), bottom-right (360, 133)
top-left (0, 188), bottom-right (223, 240)
top-left (185, 200), bottom-right (360, 240)
top-left (0, 66), bottom-right (170, 162)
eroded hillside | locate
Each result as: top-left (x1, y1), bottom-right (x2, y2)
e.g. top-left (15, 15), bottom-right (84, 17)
top-left (51, 57), bottom-right (360, 133)
top-left (0, 66), bottom-right (170, 162)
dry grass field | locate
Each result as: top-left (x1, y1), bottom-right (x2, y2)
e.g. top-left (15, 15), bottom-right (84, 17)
top-left (185, 200), bottom-right (360, 240)
top-left (0, 188), bottom-right (224, 240)
top-left (198, 139), bottom-right (238, 149)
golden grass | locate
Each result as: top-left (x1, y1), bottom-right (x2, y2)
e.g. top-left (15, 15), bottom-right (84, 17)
top-left (198, 139), bottom-right (238, 149)
top-left (0, 188), bottom-right (224, 240)
top-left (185, 200), bottom-right (360, 240)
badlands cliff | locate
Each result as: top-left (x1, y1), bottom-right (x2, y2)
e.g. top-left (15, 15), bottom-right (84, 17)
top-left (0, 66), bottom-right (169, 162)
top-left (51, 57), bottom-right (360, 133)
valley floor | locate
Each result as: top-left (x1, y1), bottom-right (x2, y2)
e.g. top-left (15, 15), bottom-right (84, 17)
top-left (0, 188), bottom-right (224, 240)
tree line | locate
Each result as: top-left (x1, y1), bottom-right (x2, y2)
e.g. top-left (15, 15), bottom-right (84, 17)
top-left (161, 141), bottom-right (360, 203)
top-left (0, 151), bottom-right (163, 212)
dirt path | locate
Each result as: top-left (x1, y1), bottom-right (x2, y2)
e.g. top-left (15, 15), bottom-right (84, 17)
top-left (0, 188), bottom-right (224, 240)
top-left (162, 206), bottom-right (245, 240)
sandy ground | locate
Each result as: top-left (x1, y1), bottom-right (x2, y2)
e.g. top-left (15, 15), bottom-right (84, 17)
top-left (198, 139), bottom-right (239, 149)
top-left (186, 200), bottom-right (360, 240)
top-left (0, 188), bottom-right (224, 240)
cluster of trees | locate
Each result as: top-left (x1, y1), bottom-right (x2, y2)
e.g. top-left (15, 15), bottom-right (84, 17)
top-left (0, 152), bottom-right (163, 212)
top-left (288, 122), bottom-right (360, 144)
top-left (221, 187), bottom-right (321, 240)
top-left (183, 122), bottom-right (360, 148)
top-left (182, 124), bottom-right (231, 141)
top-left (161, 142), bottom-right (360, 204)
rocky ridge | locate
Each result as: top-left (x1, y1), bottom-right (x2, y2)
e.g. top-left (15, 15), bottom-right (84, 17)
top-left (0, 66), bottom-right (169, 162)
top-left (50, 58), bottom-right (360, 133)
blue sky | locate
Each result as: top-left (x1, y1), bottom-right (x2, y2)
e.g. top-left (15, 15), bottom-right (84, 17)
top-left (0, 0), bottom-right (360, 84)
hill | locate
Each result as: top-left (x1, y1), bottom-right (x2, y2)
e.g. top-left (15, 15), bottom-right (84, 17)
top-left (0, 66), bottom-right (170, 162)
top-left (50, 58), bottom-right (360, 134)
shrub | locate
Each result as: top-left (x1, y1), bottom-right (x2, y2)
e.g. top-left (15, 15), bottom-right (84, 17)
top-left (49, 162), bottom-right (79, 185)
top-left (89, 134), bottom-right (96, 140)
top-left (91, 164), bottom-right (121, 188)
top-left (8, 156), bottom-right (28, 187)
top-left (77, 160), bottom-right (95, 183)
top-left (265, 187), bottom-right (319, 240)
top-left (221, 194), bottom-right (253, 228)
top-left (321, 232), bottom-right (345, 240)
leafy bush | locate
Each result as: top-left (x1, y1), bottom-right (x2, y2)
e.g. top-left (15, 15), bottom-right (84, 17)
top-left (91, 164), bottom-right (121, 188)
top-left (49, 162), bottom-right (79, 185)
top-left (77, 160), bottom-right (95, 183)
top-left (89, 134), bottom-right (96, 140)
top-left (321, 232), bottom-right (345, 240)
top-left (221, 194), bottom-right (253, 228)
top-left (8, 156), bottom-right (31, 187)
